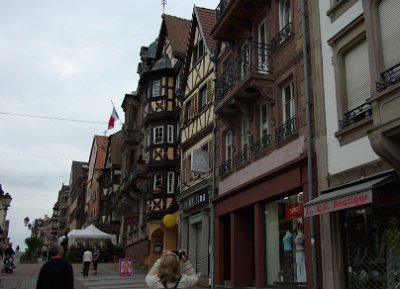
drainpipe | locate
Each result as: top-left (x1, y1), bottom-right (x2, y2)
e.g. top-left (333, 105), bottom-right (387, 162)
top-left (300, 0), bottom-right (318, 288)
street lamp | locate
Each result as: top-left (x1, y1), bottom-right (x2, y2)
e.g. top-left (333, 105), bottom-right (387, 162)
top-left (0, 184), bottom-right (12, 211)
top-left (1, 193), bottom-right (12, 210)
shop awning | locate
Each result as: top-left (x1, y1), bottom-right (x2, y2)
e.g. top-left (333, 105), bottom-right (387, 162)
top-left (304, 175), bottom-right (390, 217)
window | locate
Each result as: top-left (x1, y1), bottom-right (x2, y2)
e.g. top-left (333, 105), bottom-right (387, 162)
top-left (240, 41), bottom-right (250, 78)
top-left (185, 99), bottom-right (192, 123)
top-left (152, 79), bottom-right (161, 97)
top-left (199, 84), bottom-right (208, 111)
top-left (153, 173), bottom-right (162, 191)
top-left (241, 118), bottom-right (250, 150)
top-left (258, 19), bottom-right (269, 72)
top-left (167, 125), bottom-right (174, 143)
top-left (265, 192), bottom-right (305, 284)
top-left (192, 39), bottom-right (204, 65)
top-left (167, 172), bottom-right (174, 194)
top-left (379, 0), bottom-right (400, 70)
top-left (225, 131), bottom-right (233, 161)
top-left (343, 39), bottom-right (370, 112)
top-left (282, 81), bottom-right (295, 122)
top-left (279, 0), bottom-right (291, 30)
top-left (153, 126), bottom-right (164, 144)
top-left (145, 128), bottom-right (150, 148)
top-left (260, 103), bottom-right (269, 138)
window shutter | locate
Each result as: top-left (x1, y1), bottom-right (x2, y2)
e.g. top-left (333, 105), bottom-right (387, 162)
top-left (182, 157), bottom-right (187, 183)
top-left (207, 79), bottom-right (213, 104)
top-left (379, 0), bottom-right (400, 69)
top-left (180, 107), bottom-right (184, 126)
top-left (344, 40), bottom-right (370, 111)
top-left (208, 140), bottom-right (213, 170)
top-left (193, 93), bottom-right (199, 116)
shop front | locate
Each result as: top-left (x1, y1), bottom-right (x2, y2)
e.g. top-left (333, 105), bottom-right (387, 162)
top-left (213, 163), bottom-right (314, 289)
top-left (304, 171), bottom-right (399, 289)
top-left (178, 179), bottom-right (212, 287)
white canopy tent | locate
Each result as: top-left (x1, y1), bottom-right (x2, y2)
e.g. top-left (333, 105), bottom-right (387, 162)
top-left (67, 225), bottom-right (117, 246)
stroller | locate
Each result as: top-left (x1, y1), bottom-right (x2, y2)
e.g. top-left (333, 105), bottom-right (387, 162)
top-left (2, 255), bottom-right (16, 273)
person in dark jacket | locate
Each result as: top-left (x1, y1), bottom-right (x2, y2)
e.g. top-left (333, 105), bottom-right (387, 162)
top-left (36, 243), bottom-right (74, 289)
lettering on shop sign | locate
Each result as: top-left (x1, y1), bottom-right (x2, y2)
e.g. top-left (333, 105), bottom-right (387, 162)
top-left (285, 203), bottom-right (303, 219)
top-left (304, 190), bottom-right (372, 217)
top-left (183, 191), bottom-right (209, 211)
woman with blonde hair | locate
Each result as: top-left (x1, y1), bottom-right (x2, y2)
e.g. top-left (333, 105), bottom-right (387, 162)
top-left (146, 250), bottom-right (198, 289)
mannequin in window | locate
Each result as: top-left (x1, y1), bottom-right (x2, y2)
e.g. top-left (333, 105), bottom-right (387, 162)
top-left (282, 226), bottom-right (293, 281)
top-left (380, 217), bottom-right (400, 289)
top-left (295, 222), bottom-right (306, 282)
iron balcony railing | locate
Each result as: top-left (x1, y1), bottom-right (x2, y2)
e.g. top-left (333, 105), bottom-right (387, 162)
top-left (275, 116), bottom-right (297, 143)
top-left (219, 135), bottom-right (271, 177)
top-left (251, 134), bottom-right (271, 155)
top-left (216, 0), bottom-right (230, 23)
top-left (270, 23), bottom-right (293, 49)
top-left (233, 146), bottom-right (249, 167)
top-left (339, 103), bottom-right (372, 129)
top-left (215, 41), bottom-right (273, 104)
top-left (376, 62), bottom-right (400, 92)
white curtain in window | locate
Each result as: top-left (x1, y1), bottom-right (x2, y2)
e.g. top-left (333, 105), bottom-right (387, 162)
top-left (344, 40), bottom-right (370, 111)
top-left (379, 0), bottom-right (400, 69)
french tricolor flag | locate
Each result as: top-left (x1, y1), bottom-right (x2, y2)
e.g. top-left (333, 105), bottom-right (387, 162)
top-left (108, 107), bottom-right (120, 130)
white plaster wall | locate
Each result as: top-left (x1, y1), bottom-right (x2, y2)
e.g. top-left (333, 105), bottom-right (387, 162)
top-left (319, 0), bottom-right (379, 175)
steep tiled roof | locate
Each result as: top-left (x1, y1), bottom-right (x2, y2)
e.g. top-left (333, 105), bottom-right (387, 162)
top-left (95, 135), bottom-right (108, 150)
top-left (162, 14), bottom-right (191, 54)
top-left (94, 135), bottom-right (108, 169)
top-left (195, 7), bottom-right (217, 53)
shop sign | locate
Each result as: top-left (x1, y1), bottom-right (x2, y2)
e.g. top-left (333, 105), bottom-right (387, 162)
top-left (304, 190), bottom-right (372, 217)
top-left (285, 203), bottom-right (303, 219)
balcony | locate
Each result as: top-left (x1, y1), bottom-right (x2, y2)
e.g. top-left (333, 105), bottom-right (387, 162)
top-left (275, 116), bottom-right (297, 143)
top-left (213, 0), bottom-right (266, 42)
top-left (368, 61), bottom-right (400, 175)
top-left (219, 135), bottom-right (271, 177)
top-left (215, 42), bottom-right (274, 114)
top-left (270, 23), bottom-right (293, 49)
top-left (376, 62), bottom-right (400, 92)
top-left (339, 103), bottom-right (372, 129)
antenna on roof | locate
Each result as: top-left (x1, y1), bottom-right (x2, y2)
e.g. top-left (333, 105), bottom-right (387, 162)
top-left (161, 0), bottom-right (167, 14)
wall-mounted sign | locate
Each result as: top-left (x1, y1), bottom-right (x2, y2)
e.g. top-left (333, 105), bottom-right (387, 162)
top-left (119, 258), bottom-right (133, 276)
top-left (304, 190), bottom-right (372, 217)
top-left (191, 149), bottom-right (209, 173)
top-left (285, 203), bottom-right (303, 219)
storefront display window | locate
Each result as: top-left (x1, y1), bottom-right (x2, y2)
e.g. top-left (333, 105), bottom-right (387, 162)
top-left (265, 192), bottom-right (306, 285)
top-left (345, 201), bottom-right (400, 289)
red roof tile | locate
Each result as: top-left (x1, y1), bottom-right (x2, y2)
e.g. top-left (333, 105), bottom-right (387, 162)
top-left (195, 7), bottom-right (217, 53)
top-left (163, 14), bottom-right (191, 54)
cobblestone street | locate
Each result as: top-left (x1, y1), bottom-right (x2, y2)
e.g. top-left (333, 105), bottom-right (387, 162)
top-left (0, 254), bottom-right (147, 289)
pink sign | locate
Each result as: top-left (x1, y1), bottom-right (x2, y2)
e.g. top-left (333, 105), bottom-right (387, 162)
top-left (304, 190), bottom-right (372, 217)
top-left (119, 258), bottom-right (133, 276)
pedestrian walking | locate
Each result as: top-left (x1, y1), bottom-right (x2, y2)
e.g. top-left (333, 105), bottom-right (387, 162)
top-left (92, 246), bottom-right (101, 274)
top-left (145, 250), bottom-right (198, 289)
top-left (36, 243), bottom-right (74, 289)
top-left (82, 247), bottom-right (92, 277)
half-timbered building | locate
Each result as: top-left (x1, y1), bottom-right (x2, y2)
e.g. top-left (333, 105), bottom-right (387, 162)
top-left (177, 6), bottom-right (216, 287)
top-left (139, 14), bottom-right (190, 268)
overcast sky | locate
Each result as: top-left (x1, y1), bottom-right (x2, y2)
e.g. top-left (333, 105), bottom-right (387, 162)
top-left (0, 0), bottom-right (219, 250)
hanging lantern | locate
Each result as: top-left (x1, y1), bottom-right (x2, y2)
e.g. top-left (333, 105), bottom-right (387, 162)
top-left (162, 214), bottom-right (176, 229)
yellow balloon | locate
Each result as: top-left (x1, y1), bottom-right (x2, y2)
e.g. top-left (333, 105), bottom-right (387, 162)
top-left (162, 214), bottom-right (176, 229)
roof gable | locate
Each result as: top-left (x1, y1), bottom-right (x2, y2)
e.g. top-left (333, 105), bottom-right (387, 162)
top-left (156, 14), bottom-right (191, 58)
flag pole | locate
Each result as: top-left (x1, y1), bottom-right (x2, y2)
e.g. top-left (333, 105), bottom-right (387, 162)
top-left (110, 99), bottom-right (124, 125)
